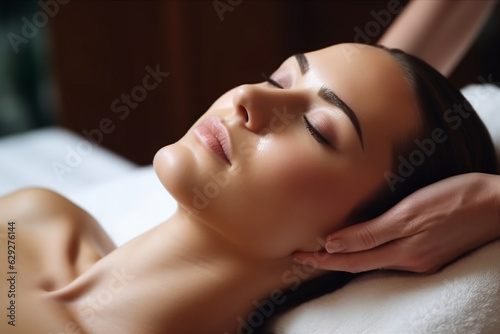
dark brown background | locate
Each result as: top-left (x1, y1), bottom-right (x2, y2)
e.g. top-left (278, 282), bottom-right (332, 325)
top-left (49, 0), bottom-right (500, 165)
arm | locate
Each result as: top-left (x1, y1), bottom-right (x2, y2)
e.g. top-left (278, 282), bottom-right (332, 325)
top-left (378, 0), bottom-right (497, 77)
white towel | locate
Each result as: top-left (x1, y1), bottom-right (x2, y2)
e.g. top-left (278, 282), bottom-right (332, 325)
top-left (270, 240), bottom-right (500, 334)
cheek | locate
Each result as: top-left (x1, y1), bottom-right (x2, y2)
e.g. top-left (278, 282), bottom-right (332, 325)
top-left (240, 143), bottom-right (361, 249)
top-left (255, 140), bottom-right (393, 250)
top-left (263, 146), bottom-right (357, 219)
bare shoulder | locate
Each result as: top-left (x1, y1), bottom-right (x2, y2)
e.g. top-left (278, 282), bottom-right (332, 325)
top-left (0, 189), bottom-right (119, 332)
top-left (0, 187), bottom-right (116, 256)
top-left (1, 187), bottom-right (86, 219)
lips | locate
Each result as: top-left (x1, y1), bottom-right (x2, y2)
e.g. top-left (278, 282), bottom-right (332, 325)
top-left (194, 116), bottom-right (232, 165)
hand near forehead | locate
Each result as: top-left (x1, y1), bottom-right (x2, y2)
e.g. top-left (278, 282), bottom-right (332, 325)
top-left (294, 173), bottom-right (500, 274)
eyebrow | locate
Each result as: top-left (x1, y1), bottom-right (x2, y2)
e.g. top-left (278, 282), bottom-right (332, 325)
top-left (293, 53), bottom-right (364, 150)
top-left (294, 53), bottom-right (309, 75)
top-left (319, 87), bottom-right (364, 149)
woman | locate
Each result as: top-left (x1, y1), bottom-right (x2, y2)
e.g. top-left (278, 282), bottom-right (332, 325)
top-left (0, 43), bottom-right (496, 334)
top-left (297, 0), bottom-right (500, 275)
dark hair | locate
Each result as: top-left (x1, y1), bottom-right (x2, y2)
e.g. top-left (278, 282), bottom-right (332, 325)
top-left (260, 46), bottom-right (499, 331)
top-left (349, 45), bottom-right (498, 223)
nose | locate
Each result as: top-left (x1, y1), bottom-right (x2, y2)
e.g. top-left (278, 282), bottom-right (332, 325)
top-left (232, 84), bottom-right (308, 133)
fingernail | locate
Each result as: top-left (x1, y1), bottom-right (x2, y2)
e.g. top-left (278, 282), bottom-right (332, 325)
top-left (326, 240), bottom-right (345, 253)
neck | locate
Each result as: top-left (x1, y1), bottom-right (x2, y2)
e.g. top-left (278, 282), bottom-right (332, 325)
top-left (52, 207), bottom-right (309, 334)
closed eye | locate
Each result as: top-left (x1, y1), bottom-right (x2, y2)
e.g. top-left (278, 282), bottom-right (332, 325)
top-left (303, 116), bottom-right (329, 145)
top-left (261, 73), bottom-right (284, 89)
top-left (262, 73), bottom-right (329, 146)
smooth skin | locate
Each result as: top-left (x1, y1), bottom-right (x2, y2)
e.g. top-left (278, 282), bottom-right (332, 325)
top-left (1, 43), bottom-right (420, 334)
top-left (294, 0), bottom-right (500, 273)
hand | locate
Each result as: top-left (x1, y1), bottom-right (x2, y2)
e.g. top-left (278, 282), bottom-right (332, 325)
top-left (294, 173), bottom-right (500, 273)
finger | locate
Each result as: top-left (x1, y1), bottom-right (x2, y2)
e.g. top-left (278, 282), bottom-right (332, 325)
top-left (293, 243), bottom-right (399, 273)
top-left (325, 215), bottom-right (407, 253)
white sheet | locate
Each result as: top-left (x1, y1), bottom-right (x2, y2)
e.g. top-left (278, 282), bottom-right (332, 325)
top-left (462, 84), bottom-right (500, 162)
top-left (0, 126), bottom-right (176, 246)
top-left (0, 127), bottom-right (137, 197)
top-left (67, 166), bottom-right (176, 246)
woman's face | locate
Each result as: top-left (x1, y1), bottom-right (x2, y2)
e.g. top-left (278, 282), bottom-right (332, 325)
top-left (154, 43), bottom-right (419, 259)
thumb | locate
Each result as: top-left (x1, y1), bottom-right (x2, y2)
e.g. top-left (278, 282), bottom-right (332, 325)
top-left (325, 215), bottom-right (401, 253)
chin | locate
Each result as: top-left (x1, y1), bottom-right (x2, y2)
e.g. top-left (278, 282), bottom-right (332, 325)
top-left (153, 143), bottom-right (198, 204)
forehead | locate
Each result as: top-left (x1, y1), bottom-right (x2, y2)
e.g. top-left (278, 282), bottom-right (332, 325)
top-left (305, 43), bottom-right (419, 152)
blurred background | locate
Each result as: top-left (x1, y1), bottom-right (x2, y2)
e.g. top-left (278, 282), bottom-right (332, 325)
top-left (1, 0), bottom-right (499, 165)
